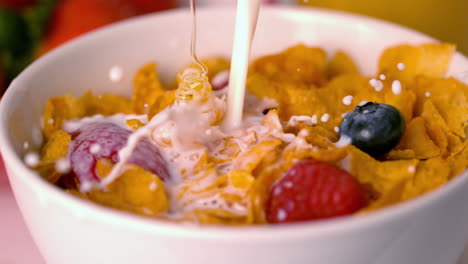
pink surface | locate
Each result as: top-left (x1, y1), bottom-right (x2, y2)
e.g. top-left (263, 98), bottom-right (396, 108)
top-left (0, 185), bottom-right (45, 263)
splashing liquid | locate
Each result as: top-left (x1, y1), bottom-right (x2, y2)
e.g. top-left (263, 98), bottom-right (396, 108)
top-left (175, 0), bottom-right (211, 102)
top-left (189, 0), bottom-right (208, 75)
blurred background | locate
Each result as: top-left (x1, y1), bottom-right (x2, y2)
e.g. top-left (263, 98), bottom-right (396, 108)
top-left (0, 0), bottom-right (466, 96)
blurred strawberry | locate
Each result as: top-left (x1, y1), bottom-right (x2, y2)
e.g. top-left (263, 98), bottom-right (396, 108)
top-left (0, 0), bottom-right (37, 10)
top-left (0, 65), bottom-right (5, 94)
top-left (38, 0), bottom-right (138, 55)
top-left (124, 0), bottom-right (176, 14)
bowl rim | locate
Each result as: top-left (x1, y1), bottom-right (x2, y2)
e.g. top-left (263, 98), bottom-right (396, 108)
top-left (0, 5), bottom-right (467, 241)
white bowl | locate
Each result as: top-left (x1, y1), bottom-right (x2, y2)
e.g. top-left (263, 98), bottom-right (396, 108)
top-left (1, 6), bottom-right (467, 264)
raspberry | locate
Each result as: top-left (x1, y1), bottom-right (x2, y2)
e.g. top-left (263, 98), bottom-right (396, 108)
top-left (69, 122), bottom-right (170, 183)
top-left (266, 160), bottom-right (367, 223)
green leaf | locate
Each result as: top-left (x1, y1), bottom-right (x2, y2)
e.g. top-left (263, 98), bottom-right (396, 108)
top-left (23, 0), bottom-right (58, 45)
top-left (0, 9), bottom-right (30, 55)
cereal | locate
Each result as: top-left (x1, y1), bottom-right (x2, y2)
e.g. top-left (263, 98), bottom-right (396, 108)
top-left (378, 43), bottom-right (455, 84)
top-left (396, 117), bottom-right (440, 159)
top-left (132, 63), bottom-right (166, 114)
top-left (86, 159), bottom-right (169, 216)
top-left (81, 91), bottom-right (132, 116)
top-left (326, 51), bottom-right (359, 79)
top-left (43, 94), bottom-right (86, 138)
top-left (249, 44), bottom-right (327, 87)
top-left (34, 43), bottom-right (468, 225)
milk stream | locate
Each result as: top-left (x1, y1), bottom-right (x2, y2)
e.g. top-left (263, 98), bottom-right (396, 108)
top-left (190, 0), bottom-right (208, 76)
top-left (223, 0), bottom-right (261, 130)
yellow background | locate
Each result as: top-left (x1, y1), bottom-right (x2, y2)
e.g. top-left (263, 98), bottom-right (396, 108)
top-left (299, 0), bottom-right (468, 55)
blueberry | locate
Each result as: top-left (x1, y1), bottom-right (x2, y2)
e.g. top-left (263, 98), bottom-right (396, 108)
top-left (339, 102), bottom-right (405, 157)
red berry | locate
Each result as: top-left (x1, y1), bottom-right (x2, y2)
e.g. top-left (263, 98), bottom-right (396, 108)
top-left (38, 0), bottom-right (138, 56)
top-left (69, 122), bottom-right (170, 183)
top-left (123, 0), bottom-right (176, 14)
top-left (266, 160), bottom-right (367, 223)
top-left (0, 0), bottom-right (37, 11)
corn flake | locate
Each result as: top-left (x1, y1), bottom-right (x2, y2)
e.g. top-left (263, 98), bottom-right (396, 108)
top-left (132, 63), bottom-right (166, 114)
top-left (401, 158), bottom-right (449, 201)
top-left (396, 117), bottom-right (440, 159)
top-left (378, 43), bottom-right (455, 84)
top-left (43, 94), bottom-right (86, 138)
top-left (326, 50), bottom-right (359, 80)
top-left (87, 159), bottom-right (169, 216)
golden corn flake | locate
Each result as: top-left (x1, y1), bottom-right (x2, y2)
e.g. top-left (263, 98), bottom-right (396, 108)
top-left (80, 91), bottom-right (132, 116)
top-left (40, 129), bottom-right (71, 163)
top-left (194, 208), bottom-right (248, 225)
top-left (349, 146), bottom-right (418, 198)
top-left (420, 100), bottom-right (450, 157)
top-left (87, 159), bottom-right (169, 216)
top-left (132, 63), bottom-right (166, 114)
top-left (125, 119), bottom-right (145, 130)
top-left (247, 167), bottom-right (283, 224)
top-left (43, 94), bottom-right (86, 138)
top-left (413, 76), bottom-right (468, 138)
top-left (385, 149), bottom-right (416, 160)
top-left (446, 141), bottom-right (468, 179)
top-left (400, 158), bottom-right (449, 201)
top-left (382, 87), bottom-right (416, 123)
top-left (147, 91), bottom-right (176, 120)
top-left (396, 117), bottom-right (440, 159)
top-left (249, 44), bottom-right (327, 87)
top-left (36, 129), bottom-right (71, 183)
top-left (229, 171), bottom-right (255, 190)
top-left (233, 139), bottom-right (282, 173)
top-left (326, 50), bottom-right (359, 80)
top-left (378, 43), bottom-right (455, 84)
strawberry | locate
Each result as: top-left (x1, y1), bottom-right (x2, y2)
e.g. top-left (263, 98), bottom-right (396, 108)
top-left (0, 65), bottom-right (5, 94)
top-left (38, 0), bottom-right (138, 55)
top-left (123, 0), bottom-right (176, 14)
top-left (266, 160), bottom-right (368, 223)
top-left (69, 122), bottom-right (170, 183)
top-left (0, 0), bottom-right (37, 11)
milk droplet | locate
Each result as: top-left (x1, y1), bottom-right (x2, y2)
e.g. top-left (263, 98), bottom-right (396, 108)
top-left (392, 80), bottom-right (402, 95)
top-left (360, 129), bottom-right (371, 139)
top-left (358, 101), bottom-right (368, 106)
top-left (89, 144), bottom-right (101, 154)
top-left (320, 113), bottom-right (330, 122)
top-left (277, 209), bottom-right (287, 221)
top-left (149, 181), bottom-right (158, 191)
top-left (379, 74), bottom-right (386, 80)
top-left (397, 62), bottom-right (406, 71)
top-left (408, 165), bottom-right (416, 173)
top-left (342, 95), bottom-right (353, 105)
top-left (425, 91), bottom-right (431, 97)
top-left (311, 115), bottom-right (318, 124)
top-left (335, 135), bottom-right (351, 148)
top-left (369, 78), bottom-right (383, 92)
top-left (32, 127), bottom-right (43, 147)
top-left (55, 158), bottom-right (71, 173)
top-left (273, 187), bottom-right (282, 195)
top-left (24, 152), bottom-right (40, 167)
top-left (109, 66), bottom-right (123, 82)
top-left (211, 70), bottom-right (230, 90)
